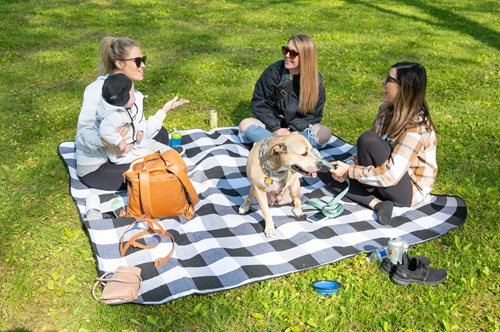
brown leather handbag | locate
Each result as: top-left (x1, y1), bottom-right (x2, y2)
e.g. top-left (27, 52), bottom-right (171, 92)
top-left (124, 149), bottom-right (199, 220)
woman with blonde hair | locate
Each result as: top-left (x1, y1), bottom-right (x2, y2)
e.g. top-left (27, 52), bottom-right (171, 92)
top-left (75, 36), bottom-right (188, 191)
top-left (328, 62), bottom-right (437, 225)
top-left (239, 34), bottom-right (331, 147)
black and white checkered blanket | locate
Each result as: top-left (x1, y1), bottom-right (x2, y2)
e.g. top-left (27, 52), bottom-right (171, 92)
top-left (59, 127), bottom-right (467, 304)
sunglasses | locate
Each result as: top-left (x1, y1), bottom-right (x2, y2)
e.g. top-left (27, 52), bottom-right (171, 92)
top-left (281, 46), bottom-right (299, 59)
top-left (120, 56), bottom-right (147, 67)
top-left (383, 74), bottom-right (400, 85)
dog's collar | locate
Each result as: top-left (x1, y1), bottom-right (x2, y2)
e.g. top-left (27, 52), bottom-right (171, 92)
top-left (259, 137), bottom-right (288, 179)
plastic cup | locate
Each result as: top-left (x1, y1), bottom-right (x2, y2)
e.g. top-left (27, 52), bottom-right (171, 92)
top-left (170, 131), bottom-right (182, 148)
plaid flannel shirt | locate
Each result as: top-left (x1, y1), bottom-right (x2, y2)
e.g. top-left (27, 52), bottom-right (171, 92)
top-left (348, 110), bottom-right (438, 206)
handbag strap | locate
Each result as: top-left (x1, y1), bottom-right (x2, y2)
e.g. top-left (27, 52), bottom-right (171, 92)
top-left (138, 170), bottom-right (153, 218)
top-left (119, 217), bottom-right (175, 267)
top-left (165, 162), bottom-right (200, 214)
top-left (92, 271), bottom-right (113, 302)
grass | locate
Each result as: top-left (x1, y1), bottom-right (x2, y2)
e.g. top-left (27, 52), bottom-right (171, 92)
top-left (0, 0), bottom-right (498, 331)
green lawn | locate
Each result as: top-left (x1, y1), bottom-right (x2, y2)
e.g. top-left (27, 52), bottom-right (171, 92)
top-left (0, 0), bottom-right (498, 331)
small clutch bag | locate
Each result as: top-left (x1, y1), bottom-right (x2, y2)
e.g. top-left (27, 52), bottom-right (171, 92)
top-left (92, 266), bottom-right (142, 305)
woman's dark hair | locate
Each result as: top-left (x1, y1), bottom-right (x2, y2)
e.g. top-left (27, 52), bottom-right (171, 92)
top-left (383, 62), bottom-right (436, 137)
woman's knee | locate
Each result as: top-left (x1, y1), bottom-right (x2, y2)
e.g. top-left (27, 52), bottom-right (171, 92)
top-left (312, 124), bottom-right (332, 144)
top-left (357, 131), bottom-right (380, 150)
top-left (153, 127), bottom-right (170, 145)
top-left (239, 118), bottom-right (264, 133)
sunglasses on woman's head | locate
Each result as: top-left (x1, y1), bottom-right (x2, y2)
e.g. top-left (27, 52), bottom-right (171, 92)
top-left (281, 46), bottom-right (299, 59)
top-left (383, 74), bottom-right (400, 85)
top-left (120, 56), bottom-right (147, 67)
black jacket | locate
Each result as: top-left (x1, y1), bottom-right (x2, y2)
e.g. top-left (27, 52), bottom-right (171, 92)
top-left (251, 60), bottom-right (326, 132)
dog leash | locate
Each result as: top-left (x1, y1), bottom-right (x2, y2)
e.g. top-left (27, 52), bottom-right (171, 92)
top-left (303, 159), bottom-right (350, 219)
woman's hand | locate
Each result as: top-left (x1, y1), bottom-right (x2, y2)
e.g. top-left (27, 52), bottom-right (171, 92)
top-left (161, 96), bottom-right (190, 114)
top-left (136, 130), bottom-right (144, 141)
top-left (115, 124), bottom-right (132, 140)
top-left (101, 124), bottom-right (133, 153)
top-left (117, 139), bottom-right (131, 153)
top-left (329, 161), bottom-right (350, 183)
top-left (104, 139), bottom-right (132, 154)
top-left (273, 128), bottom-right (291, 136)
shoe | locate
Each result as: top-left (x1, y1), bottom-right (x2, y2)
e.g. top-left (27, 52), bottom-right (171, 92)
top-left (171, 146), bottom-right (185, 156)
top-left (390, 257), bottom-right (447, 286)
top-left (380, 253), bottom-right (430, 276)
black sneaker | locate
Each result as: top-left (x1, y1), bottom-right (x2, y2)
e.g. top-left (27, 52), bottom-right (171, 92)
top-left (390, 257), bottom-right (447, 286)
top-left (380, 254), bottom-right (430, 276)
top-left (171, 146), bottom-right (185, 156)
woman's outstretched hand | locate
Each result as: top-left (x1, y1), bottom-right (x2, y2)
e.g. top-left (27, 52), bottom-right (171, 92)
top-left (329, 160), bottom-right (350, 183)
top-left (161, 96), bottom-right (190, 114)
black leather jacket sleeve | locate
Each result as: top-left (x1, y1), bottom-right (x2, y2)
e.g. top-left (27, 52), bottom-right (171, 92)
top-left (251, 61), bottom-right (284, 132)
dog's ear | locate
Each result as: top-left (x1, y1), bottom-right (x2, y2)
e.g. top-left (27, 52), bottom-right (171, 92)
top-left (272, 143), bottom-right (287, 154)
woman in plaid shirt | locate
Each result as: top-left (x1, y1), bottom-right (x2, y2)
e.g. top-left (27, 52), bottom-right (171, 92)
top-left (329, 62), bottom-right (437, 225)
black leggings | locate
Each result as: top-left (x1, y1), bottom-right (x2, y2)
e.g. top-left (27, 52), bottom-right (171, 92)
top-left (79, 127), bottom-right (170, 191)
top-left (321, 131), bottom-right (413, 207)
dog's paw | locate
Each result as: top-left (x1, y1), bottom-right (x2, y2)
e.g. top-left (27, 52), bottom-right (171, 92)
top-left (264, 225), bottom-right (276, 238)
top-left (292, 206), bottom-right (303, 217)
top-left (238, 204), bottom-right (250, 215)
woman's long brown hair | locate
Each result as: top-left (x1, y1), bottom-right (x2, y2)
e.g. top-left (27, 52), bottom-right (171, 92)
top-left (382, 62), bottom-right (436, 137)
top-left (289, 34), bottom-right (319, 114)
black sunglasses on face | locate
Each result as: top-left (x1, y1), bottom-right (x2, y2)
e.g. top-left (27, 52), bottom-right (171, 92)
top-left (281, 46), bottom-right (299, 59)
top-left (120, 56), bottom-right (147, 67)
top-left (383, 74), bottom-right (400, 85)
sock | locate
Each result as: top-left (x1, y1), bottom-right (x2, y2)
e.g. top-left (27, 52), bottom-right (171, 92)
top-left (374, 201), bottom-right (393, 225)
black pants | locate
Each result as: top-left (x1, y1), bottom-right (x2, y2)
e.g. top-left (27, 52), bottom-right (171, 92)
top-left (79, 127), bottom-right (170, 191)
top-left (321, 131), bottom-right (412, 207)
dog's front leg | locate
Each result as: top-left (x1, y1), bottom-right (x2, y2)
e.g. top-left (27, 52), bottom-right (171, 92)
top-left (254, 188), bottom-right (276, 238)
top-left (239, 186), bottom-right (255, 215)
top-left (290, 177), bottom-right (302, 218)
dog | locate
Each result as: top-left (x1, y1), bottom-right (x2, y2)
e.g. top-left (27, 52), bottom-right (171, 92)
top-left (239, 132), bottom-right (323, 237)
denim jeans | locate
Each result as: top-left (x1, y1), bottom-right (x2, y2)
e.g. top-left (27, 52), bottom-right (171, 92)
top-left (241, 124), bottom-right (324, 149)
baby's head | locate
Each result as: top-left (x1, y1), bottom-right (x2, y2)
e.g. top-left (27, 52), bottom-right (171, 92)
top-left (102, 73), bottom-right (135, 108)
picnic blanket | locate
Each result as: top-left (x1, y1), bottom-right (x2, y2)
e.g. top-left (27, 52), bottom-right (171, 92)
top-left (58, 127), bottom-right (467, 304)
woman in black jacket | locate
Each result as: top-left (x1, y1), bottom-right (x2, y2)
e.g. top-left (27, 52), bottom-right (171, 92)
top-left (239, 34), bottom-right (331, 148)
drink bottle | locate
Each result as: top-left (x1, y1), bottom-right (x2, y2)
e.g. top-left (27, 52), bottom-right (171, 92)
top-left (111, 197), bottom-right (126, 217)
top-left (85, 193), bottom-right (102, 220)
top-left (170, 130), bottom-right (182, 148)
top-left (388, 237), bottom-right (407, 264)
top-left (209, 110), bottom-right (217, 129)
top-left (368, 247), bottom-right (388, 262)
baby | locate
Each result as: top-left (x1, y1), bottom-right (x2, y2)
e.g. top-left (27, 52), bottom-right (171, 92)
top-left (97, 73), bottom-right (176, 163)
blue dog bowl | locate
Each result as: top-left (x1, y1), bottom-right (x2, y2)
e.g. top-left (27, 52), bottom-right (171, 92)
top-left (312, 280), bottom-right (343, 295)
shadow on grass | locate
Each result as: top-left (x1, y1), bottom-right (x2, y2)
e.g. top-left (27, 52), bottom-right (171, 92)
top-left (228, 100), bottom-right (253, 126)
top-left (347, 0), bottom-right (499, 51)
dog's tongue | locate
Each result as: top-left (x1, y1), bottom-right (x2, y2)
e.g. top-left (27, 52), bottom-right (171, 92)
top-left (311, 171), bottom-right (317, 178)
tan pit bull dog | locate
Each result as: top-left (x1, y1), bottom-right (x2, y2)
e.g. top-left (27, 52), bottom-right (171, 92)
top-left (239, 132), bottom-right (323, 237)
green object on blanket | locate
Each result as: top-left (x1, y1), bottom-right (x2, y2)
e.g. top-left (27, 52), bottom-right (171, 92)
top-left (303, 159), bottom-right (350, 219)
